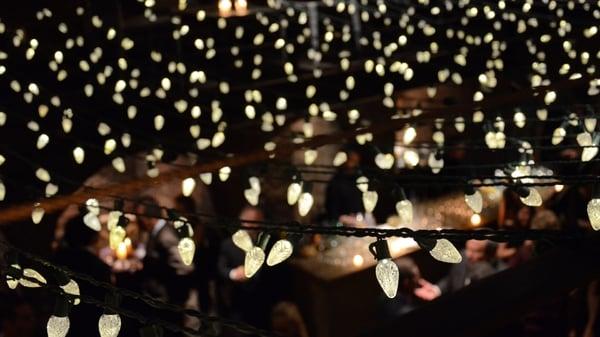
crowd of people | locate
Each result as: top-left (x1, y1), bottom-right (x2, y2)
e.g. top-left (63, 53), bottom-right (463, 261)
top-left (375, 186), bottom-right (600, 337)
top-left (0, 149), bottom-right (598, 336)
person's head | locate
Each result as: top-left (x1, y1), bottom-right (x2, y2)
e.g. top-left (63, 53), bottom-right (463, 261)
top-left (63, 214), bottom-right (100, 250)
top-left (239, 205), bottom-right (264, 228)
top-left (344, 150), bottom-right (361, 170)
top-left (395, 258), bottom-right (420, 295)
top-left (271, 302), bottom-right (309, 337)
top-left (135, 196), bottom-right (163, 232)
top-left (465, 239), bottom-right (492, 264)
top-left (0, 294), bottom-right (36, 337)
top-left (516, 206), bottom-right (534, 228)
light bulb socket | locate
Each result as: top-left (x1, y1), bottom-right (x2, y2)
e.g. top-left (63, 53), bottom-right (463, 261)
top-left (592, 184), bottom-right (600, 199)
top-left (301, 182), bottom-right (313, 193)
top-left (117, 215), bottom-right (129, 228)
top-left (368, 239), bottom-right (391, 260)
top-left (434, 150), bottom-right (444, 161)
top-left (366, 178), bottom-right (379, 192)
top-left (166, 208), bottom-right (179, 221)
top-left (139, 325), bottom-right (163, 337)
top-left (394, 186), bottom-right (408, 201)
top-left (257, 232), bottom-right (271, 251)
top-left (53, 296), bottom-right (71, 318)
top-left (464, 185), bottom-right (476, 196)
top-left (104, 292), bottom-right (121, 315)
top-left (516, 186), bottom-right (530, 198)
top-left (175, 223), bottom-right (191, 239)
top-left (53, 271), bottom-right (70, 287)
top-left (416, 237), bottom-right (437, 252)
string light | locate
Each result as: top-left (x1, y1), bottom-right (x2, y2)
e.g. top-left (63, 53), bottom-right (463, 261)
top-left (47, 297), bottom-right (71, 337)
top-left (297, 183), bottom-right (314, 216)
top-left (287, 181), bottom-right (302, 206)
top-left (232, 229), bottom-right (253, 252)
top-left (424, 238), bottom-right (463, 264)
top-left (266, 239), bottom-right (294, 266)
top-left (98, 314), bottom-right (121, 337)
top-left (31, 204), bottom-right (45, 224)
top-left (464, 187), bottom-right (483, 213)
top-left (244, 233), bottom-right (270, 278)
top-left (518, 187), bottom-right (543, 207)
top-left (369, 239), bottom-right (399, 298)
top-left (181, 177), bottom-right (196, 197)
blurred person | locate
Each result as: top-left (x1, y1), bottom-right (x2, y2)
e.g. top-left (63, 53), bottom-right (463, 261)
top-left (378, 258), bottom-right (427, 320)
top-left (0, 293), bottom-right (38, 337)
top-left (217, 205), bottom-right (270, 329)
top-left (54, 214), bottom-right (112, 337)
top-left (271, 302), bottom-right (309, 337)
top-left (325, 147), bottom-right (365, 225)
top-left (174, 195), bottom-right (220, 330)
top-left (497, 205), bottom-right (537, 270)
top-left (136, 196), bottom-right (193, 305)
top-left (416, 239), bottom-right (497, 300)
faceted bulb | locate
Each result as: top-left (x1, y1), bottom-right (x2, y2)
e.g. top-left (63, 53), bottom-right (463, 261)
top-left (98, 314), bottom-right (121, 337)
top-left (267, 239), bottom-right (293, 266)
top-left (465, 190), bottom-right (483, 213)
top-left (112, 157), bottom-right (126, 173)
top-left (181, 177), bottom-right (196, 197)
top-left (429, 239), bottom-right (462, 264)
top-left (107, 211), bottom-right (122, 230)
top-left (47, 316), bottom-right (70, 337)
top-left (520, 188), bottom-right (542, 207)
top-left (244, 247), bottom-right (265, 278)
top-left (232, 230), bottom-right (253, 252)
top-left (395, 200), bottom-right (413, 225)
top-left (37, 133), bottom-right (50, 149)
top-left (375, 153), bottom-right (394, 169)
top-left (375, 259), bottom-right (399, 298)
top-left (287, 182), bottom-right (302, 205)
top-left (244, 188), bottom-right (260, 206)
top-left (178, 238), bottom-right (196, 266)
top-left (19, 268), bottom-right (46, 288)
top-left (31, 205), bottom-right (45, 224)
top-left (403, 150), bottom-right (419, 167)
top-left (587, 198), bottom-right (600, 230)
top-left (584, 118), bottom-right (597, 133)
top-left (304, 149), bottom-right (318, 165)
top-left (60, 279), bottom-right (81, 305)
top-left (333, 151), bottom-right (347, 166)
top-left (109, 226), bottom-right (126, 250)
top-left (363, 191), bottom-right (378, 213)
top-left (298, 192), bottom-right (314, 216)
top-left (84, 212), bottom-right (101, 231)
top-left (73, 147), bottom-right (85, 164)
top-left (552, 127), bottom-right (566, 145)
top-left (219, 166), bottom-right (231, 182)
top-left (199, 172), bottom-right (212, 185)
top-left (403, 126), bottom-right (417, 144)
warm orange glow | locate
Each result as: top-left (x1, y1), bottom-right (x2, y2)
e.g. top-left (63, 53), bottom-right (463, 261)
top-left (234, 0), bottom-right (247, 13)
top-left (352, 254), bottom-right (364, 267)
top-left (116, 242), bottom-right (128, 260)
top-left (218, 0), bottom-right (233, 15)
top-left (470, 213), bottom-right (482, 226)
